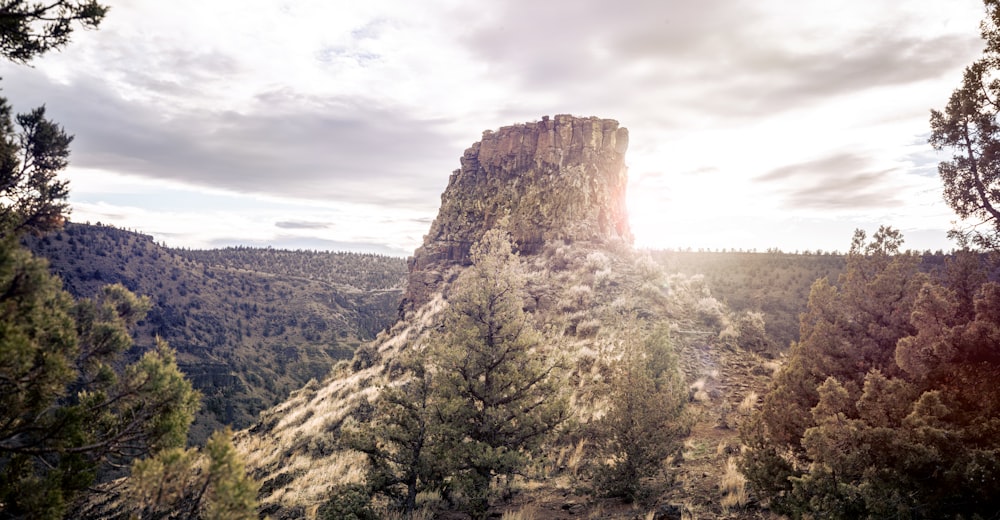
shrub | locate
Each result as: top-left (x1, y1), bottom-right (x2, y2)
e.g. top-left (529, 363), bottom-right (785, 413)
top-left (318, 483), bottom-right (377, 520)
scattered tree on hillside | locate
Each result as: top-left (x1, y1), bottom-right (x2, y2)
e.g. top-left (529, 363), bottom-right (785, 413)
top-left (0, 240), bottom-right (201, 518)
top-left (594, 320), bottom-right (688, 504)
top-left (430, 229), bottom-right (567, 519)
top-left (0, 0), bottom-right (107, 62)
top-left (343, 351), bottom-right (439, 515)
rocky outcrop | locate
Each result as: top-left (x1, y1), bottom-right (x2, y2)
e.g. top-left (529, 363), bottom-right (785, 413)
top-left (404, 115), bottom-right (632, 311)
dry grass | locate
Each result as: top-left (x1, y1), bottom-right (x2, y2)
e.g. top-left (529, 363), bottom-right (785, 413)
top-left (501, 504), bottom-right (539, 520)
top-left (739, 391), bottom-right (759, 414)
top-left (237, 296), bottom-right (447, 508)
top-left (761, 359), bottom-right (782, 375)
top-left (576, 318), bottom-right (602, 337)
top-left (720, 456), bottom-right (748, 512)
top-left (234, 243), bottom-right (756, 517)
top-left (682, 439), bottom-right (711, 460)
top-left (567, 439), bottom-right (587, 477)
top-left (586, 503), bottom-right (606, 519)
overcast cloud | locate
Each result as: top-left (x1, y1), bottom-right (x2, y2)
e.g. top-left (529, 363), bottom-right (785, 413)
top-left (0, 0), bottom-right (987, 253)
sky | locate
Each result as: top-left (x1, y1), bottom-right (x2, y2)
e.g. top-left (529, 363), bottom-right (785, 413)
top-left (0, 0), bottom-right (988, 256)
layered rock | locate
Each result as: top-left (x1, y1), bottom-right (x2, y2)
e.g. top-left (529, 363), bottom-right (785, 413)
top-left (404, 114), bottom-right (632, 311)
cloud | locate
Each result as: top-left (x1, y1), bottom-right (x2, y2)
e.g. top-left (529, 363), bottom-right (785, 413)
top-left (756, 153), bottom-right (903, 210)
top-left (275, 220), bottom-right (332, 229)
top-left (757, 154), bottom-right (870, 183)
top-left (0, 0), bottom-right (977, 254)
top-left (0, 67), bottom-right (461, 209)
top-left (456, 0), bottom-right (981, 123)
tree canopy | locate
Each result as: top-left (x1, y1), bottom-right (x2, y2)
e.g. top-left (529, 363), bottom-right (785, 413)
top-left (0, 1), bottom-right (107, 63)
top-left (0, 101), bottom-right (73, 238)
top-left (930, 0), bottom-right (1000, 248)
top-left (0, 239), bottom-right (201, 518)
top-left (742, 228), bottom-right (1000, 519)
top-left (430, 229), bottom-right (567, 518)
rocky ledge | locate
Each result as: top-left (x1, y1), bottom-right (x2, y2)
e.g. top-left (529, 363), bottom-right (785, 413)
top-left (403, 115), bottom-right (632, 311)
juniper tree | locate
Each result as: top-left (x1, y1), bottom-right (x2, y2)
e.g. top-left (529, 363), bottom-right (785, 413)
top-left (742, 228), bottom-right (1000, 519)
top-left (129, 427), bottom-right (260, 520)
top-left (0, 239), bottom-right (201, 518)
top-left (756, 227), bottom-right (925, 448)
top-left (0, 1), bottom-right (107, 63)
top-left (0, 102), bottom-right (74, 238)
top-left (595, 320), bottom-right (687, 504)
top-left (431, 229), bottom-right (567, 519)
top-left (929, 0), bottom-right (1000, 249)
top-left (343, 351), bottom-right (439, 515)
top-left (0, 0), bottom-right (108, 238)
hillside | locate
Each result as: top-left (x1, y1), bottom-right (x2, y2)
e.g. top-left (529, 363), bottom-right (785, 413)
top-left (232, 240), bottom-right (775, 519)
top-left (220, 116), bottom-right (775, 519)
top-left (652, 250), bottom-right (965, 352)
top-left (69, 116), bottom-right (982, 520)
top-left (23, 223), bottom-right (407, 443)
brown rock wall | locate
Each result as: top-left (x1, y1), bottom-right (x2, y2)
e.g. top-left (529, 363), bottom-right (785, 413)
top-left (403, 114), bottom-right (632, 311)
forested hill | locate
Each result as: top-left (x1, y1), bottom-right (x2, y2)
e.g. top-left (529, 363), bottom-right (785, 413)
top-left (22, 222), bottom-right (408, 443)
top-left (174, 246), bottom-right (405, 292)
top-left (652, 249), bottom-right (960, 351)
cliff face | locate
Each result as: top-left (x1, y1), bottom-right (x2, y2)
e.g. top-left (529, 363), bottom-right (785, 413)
top-left (404, 115), bottom-right (632, 310)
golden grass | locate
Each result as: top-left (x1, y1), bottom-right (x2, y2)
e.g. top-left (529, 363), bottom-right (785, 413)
top-left (567, 439), bottom-right (587, 477)
top-left (234, 244), bottom-right (748, 516)
top-left (762, 359), bottom-right (782, 375)
top-left (720, 456), bottom-right (748, 512)
top-left (739, 391), bottom-right (759, 414)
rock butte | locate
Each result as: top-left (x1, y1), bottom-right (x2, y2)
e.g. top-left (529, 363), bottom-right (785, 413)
top-left (404, 114), bottom-right (632, 311)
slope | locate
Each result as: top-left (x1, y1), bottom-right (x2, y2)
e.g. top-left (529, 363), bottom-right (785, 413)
top-left (23, 223), bottom-right (407, 443)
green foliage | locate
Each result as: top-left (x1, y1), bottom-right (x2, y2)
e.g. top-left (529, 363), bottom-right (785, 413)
top-left (724, 310), bottom-right (769, 352)
top-left (743, 228), bottom-right (1000, 519)
top-left (343, 351), bottom-right (438, 515)
top-left (317, 483), bottom-right (378, 520)
top-left (0, 1), bottom-right (107, 63)
top-left (0, 238), bottom-right (200, 519)
top-left (652, 249), bottom-right (846, 350)
top-left (129, 427), bottom-right (260, 520)
top-left (430, 229), bottom-right (567, 518)
top-left (25, 223), bottom-right (406, 443)
top-left (929, 0), bottom-right (1000, 249)
top-left (177, 246), bottom-right (407, 292)
top-left (594, 321), bottom-right (688, 504)
top-left (0, 101), bottom-right (73, 238)
top-left (758, 227), bottom-right (925, 448)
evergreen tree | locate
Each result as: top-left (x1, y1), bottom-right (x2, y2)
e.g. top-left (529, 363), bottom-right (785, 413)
top-left (0, 1), bottom-right (107, 63)
top-left (431, 229), bottom-right (567, 519)
top-left (742, 228), bottom-right (1000, 519)
top-left (0, 238), bottom-right (201, 518)
top-left (595, 320), bottom-right (687, 504)
top-left (343, 351), bottom-right (438, 515)
top-left (129, 427), bottom-right (260, 520)
top-left (0, 0), bottom-right (106, 238)
top-left (0, 102), bottom-right (74, 239)
top-left (929, 0), bottom-right (1000, 248)
top-left (757, 227), bottom-right (924, 448)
